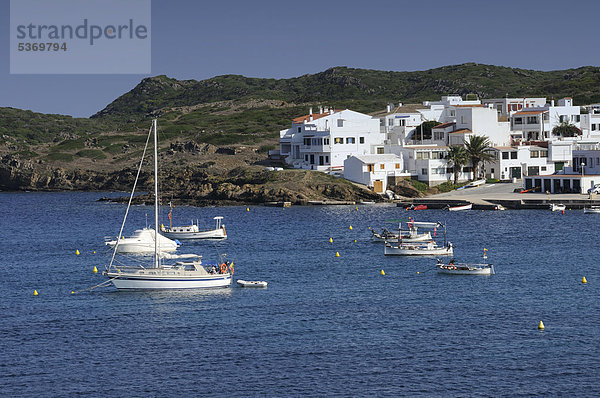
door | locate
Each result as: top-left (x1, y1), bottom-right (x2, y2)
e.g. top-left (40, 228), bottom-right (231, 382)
top-left (510, 167), bottom-right (521, 179)
top-left (319, 156), bottom-right (324, 166)
top-left (373, 180), bottom-right (384, 193)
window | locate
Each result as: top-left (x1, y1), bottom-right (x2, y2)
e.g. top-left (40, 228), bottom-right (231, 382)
top-left (422, 152), bottom-right (430, 159)
top-left (325, 156), bottom-right (329, 163)
top-left (592, 124), bottom-right (597, 131)
top-left (541, 166), bottom-right (547, 171)
top-left (377, 147), bottom-right (384, 154)
top-left (399, 119), bottom-right (406, 126)
top-left (502, 152), bottom-right (509, 160)
top-left (432, 152), bottom-right (443, 159)
top-left (540, 151), bottom-right (548, 158)
top-left (324, 138), bottom-right (330, 145)
top-left (359, 137), bottom-right (365, 144)
top-left (531, 151), bottom-right (539, 158)
top-left (527, 116), bottom-right (538, 124)
top-left (461, 116), bottom-right (466, 123)
top-left (559, 115), bottom-right (567, 123)
top-left (449, 110), bottom-right (455, 117)
top-left (337, 119), bottom-right (344, 127)
top-left (416, 152), bottom-right (423, 160)
top-left (421, 168), bottom-right (428, 175)
top-left (380, 119), bottom-right (385, 126)
top-left (511, 152), bottom-right (517, 159)
top-left (434, 131), bottom-right (445, 140)
top-left (395, 163), bottom-right (400, 169)
top-left (388, 118), bottom-right (394, 126)
top-left (380, 164), bottom-right (385, 170)
top-left (367, 164), bottom-right (374, 173)
top-left (514, 118), bottom-right (522, 125)
top-left (346, 137), bottom-right (355, 144)
top-left (304, 155), bottom-right (308, 161)
top-left (303, 138), bottom-right (311, 146)
top-left (297, 127), bottom-right (301, 133)
top-left (572, 115), bottom-right (580, 123)
top-left (334, 137), bottom-right (343, 144)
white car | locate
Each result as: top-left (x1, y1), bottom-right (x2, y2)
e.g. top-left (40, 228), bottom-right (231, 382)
top-left (588, 184), bottom-right (600, 194)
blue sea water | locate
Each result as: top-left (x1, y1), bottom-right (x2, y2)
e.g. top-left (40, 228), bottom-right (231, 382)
top-left (1, 192), bottom-right (599, 397)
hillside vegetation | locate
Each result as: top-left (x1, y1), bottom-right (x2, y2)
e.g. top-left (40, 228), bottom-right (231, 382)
top-left (1, 63), bottom-right (600, 200)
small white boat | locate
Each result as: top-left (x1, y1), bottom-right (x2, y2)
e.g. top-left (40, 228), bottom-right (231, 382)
top-left (550, 203), bottom-right (566, 212)
top-left (494, 205), bottom-right (506, 211)
top-left (436, 248), bottom-right (494, 275)
top-left (105, 228), bottom-right (179, 254)
top-left (457, 179), bottom-right (486, 190)
top-left (237, 279), bottom-right (268, 288)
top-left (583, 206), bottom-right (600, 214)
top-left (384, 241), bottom-right (453, 256)
top-left (436, 260), bottom-right (494, 275)
top-left (371, 220), bottom-right (438, 242)
top-left (161, 216), bottom-right (227, 240)
top-left (447, 203), bottom-right (473, 211)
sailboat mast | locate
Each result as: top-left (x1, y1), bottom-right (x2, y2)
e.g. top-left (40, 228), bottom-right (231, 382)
top-left (154, 119), bottom-right (159, 269)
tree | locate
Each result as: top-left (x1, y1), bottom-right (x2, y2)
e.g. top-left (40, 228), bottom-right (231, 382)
top-left (464, 135), bottom-right (493, 180)
top-left (446, 145), bottom-right (468, 184)
top-left (412, 120), bottom-right (440, 141)
top-left (552, 122), bottom-right (581, 137)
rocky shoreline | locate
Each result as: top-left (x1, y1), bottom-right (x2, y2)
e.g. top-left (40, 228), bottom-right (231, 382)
top-left (0, 159), bottom-right (383, 206)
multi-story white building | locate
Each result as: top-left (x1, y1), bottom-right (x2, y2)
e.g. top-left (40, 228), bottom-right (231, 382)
top-left (482, 97), bottom-right (546, 117)
top-left (485, 145), bottom-right (555, 180)
top-left (510, 98), bottom-right (581, 142)
top-left (279, 108), bottom-right (383, 171)
top-left (580, 104), bottom-right (600, 139)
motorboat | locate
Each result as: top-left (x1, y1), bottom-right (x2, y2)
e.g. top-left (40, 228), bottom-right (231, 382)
top-left (583, 206), bottom-right (600, 214)
top-left (161, 213), bottom-right (227, 240)
top-left (105, 228), bottom-right (179, 254)
top-left (447, 203), bottom-right (473, 211)
top-left (384, 240), bottom-right (453, 256)
top-left (436, 248), bottom-right (494, 275)
top-left (405, 204), bottom-right (427, 210)
top-left (237, 280), bottom-right (268, 288)
top-left (371, 220), bottom-right (436, 243)
top-left (103, 120), bottom-right (232, 290)
top-left (436, 260), bottom-right (494, 275)
top-left (550, 203), bottom-right (566, 212)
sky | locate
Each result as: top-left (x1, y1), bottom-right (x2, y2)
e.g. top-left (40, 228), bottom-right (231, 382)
top-left (2, 0), bottom-right (600, 117)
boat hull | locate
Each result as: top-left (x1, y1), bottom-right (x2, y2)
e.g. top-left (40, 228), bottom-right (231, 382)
top-left (371, 232), bottom-right (432, 243)
top-left (384, 244), bottom-right (453, 256)
top-left (437, 264), bottom-right (494, 275)
top-left (448, 204), bottom-right (472, 211)
top-left (107, 271), bottom-right (232, 290)
top-left (237, 280), bottom-right (268, 288)
top-left (161, 228), bottom-right (227, 240)
top-left (583, 207), bottom-right (600, 214)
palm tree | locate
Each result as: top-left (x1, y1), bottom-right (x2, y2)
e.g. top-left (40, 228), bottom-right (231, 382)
top-left (464, 135), bottom-right (493, 180)
top-left (446, 145), bottom-right (468, 184)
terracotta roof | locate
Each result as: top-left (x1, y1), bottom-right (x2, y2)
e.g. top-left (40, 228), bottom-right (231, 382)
top-left (448, 129), bottom-right (472, 134)
top-left (492, 146), bottom-right (516, 150)
top-left (451, 104), bottom-right (484, 108)
top-left (405, 145), bottom-right (449, 149)
top-left (292, 110), bottom-right (343, 123)
top-left (513, 110), bottom-right (546, 116)
top-left (433, 122), bottom-right (455, 129)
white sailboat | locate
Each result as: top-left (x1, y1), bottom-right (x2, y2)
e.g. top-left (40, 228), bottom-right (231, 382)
top-left (104, 120), bottom-right (232, 290)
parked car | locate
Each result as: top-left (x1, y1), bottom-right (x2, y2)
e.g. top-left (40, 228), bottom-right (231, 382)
top-left (588, 184), bottom-right (600, 194)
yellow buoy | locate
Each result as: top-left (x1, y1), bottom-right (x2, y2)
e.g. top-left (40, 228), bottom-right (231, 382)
top-left (75, 249), bottom-right (80, 255)
top-left (417, 271), bottom-right (420, 274)
top-left (380, 269), bottom-right (385, 276)
top-left (368, 226), bottom-right (371, 230)
top-left (93, 251), bottom-right (96, 254)
top-left (582, 276), bottom-right (588, 284)
top-left (335, 252), bottom-right (340, 257)
top-left (93, 266), bottom-right (98, 274)
top-left (354, 239), bottom-right (357, 243)
top-left (71, 291), bottom-right (75, 294)
top-left (246, 207), bottom-right (250, 212)
top-left (538, 320), bottom-right (545, 330)
top-left (33, 290), bottom-right (38, 296)
top-left (355, 207), bottom-right (358, 211)
top-left (329, 237), bottom-right (333, 243)
top-left (349, 225), bottom-right (353, 230)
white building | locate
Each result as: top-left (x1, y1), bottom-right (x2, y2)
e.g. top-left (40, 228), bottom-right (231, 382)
top-left (482, 97), bottom-right (546, 117)
top-left (343, 154), bottom-right (408, 193)
top-left (510, 98), bottom-right (581, 142)
top-left (485, 145), bottom-right (555, 180)
top-left (580, 104), bottom-right (600, 139)
top-left (279, 108), bottom-right (383, 171)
